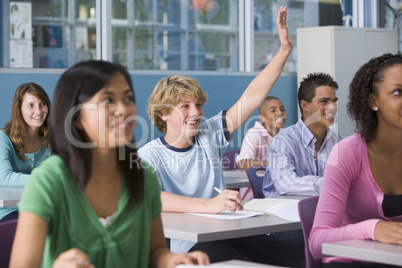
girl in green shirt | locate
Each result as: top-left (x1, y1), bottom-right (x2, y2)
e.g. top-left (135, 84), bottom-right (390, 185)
top-left (10, 61), bottom-right (209, 268)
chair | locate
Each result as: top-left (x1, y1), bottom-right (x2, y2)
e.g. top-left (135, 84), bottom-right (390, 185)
top-left (0, 219), bottom-right (18, 268)
top-left (245, 165), bottom-right (266, 198)
top-left (298, 196), bottom-right (321, 268)
top-left (222, 149), bottom-right (240, 170)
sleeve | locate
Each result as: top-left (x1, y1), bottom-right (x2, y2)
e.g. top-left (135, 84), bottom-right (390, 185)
top-left (0, 133), bottom-right (30, 186)
top-left (198, 110), bottom-right (230, 158)
top-left (309, 140), bottom-right (380, 259)
top-left (236, 130), bottom-right (257, 163)
top-left (143, 161), bottom-right (162, 219)
top-left (267, 136), bottom-right (321, 195)
top-left (18, 159), bottom-right (58, 223)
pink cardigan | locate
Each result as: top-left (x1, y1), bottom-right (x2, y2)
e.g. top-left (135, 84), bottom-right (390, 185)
top-left (309, 134), bottom-right (402, 263)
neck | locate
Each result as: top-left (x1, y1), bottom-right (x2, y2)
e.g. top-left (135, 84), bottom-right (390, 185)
top-left (90, 148), bottom-right (120, 183)
top-left (369, 125), bottom-right (402, 157)
top-left (265, 124), bottom-right (280, 137)
top-left (25, 126), bottom-right (40, 140)
top-left (164, 133), bottom-right (193, 149)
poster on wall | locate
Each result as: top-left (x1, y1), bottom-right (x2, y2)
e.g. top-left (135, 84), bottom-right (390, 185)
top-left (9, 2), bottom-right (33, 67)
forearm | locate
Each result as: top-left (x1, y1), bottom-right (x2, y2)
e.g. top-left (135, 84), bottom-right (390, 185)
top-left (161, 191), bottom-right (209, 213)
top-left (0, 170), bottom-right (29, 186)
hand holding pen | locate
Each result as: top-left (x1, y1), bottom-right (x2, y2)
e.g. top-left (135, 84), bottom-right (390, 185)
top-left (213, 187), bottom-right (244, 213)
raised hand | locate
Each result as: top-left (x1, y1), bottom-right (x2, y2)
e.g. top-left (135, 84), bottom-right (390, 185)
top-left (276, 6), bottom-right (293, 53)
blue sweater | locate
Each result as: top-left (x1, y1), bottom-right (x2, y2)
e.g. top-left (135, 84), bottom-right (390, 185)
top-left (0, 130), bottom-right (51, 220)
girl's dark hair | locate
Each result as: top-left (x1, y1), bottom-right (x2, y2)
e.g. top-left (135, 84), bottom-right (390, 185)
top-left (347, 53), bottom-right (402, 143)
top-left (50, 60), bottom-right (144, 205)
top-left (2, 83), bottom-right (51, 160)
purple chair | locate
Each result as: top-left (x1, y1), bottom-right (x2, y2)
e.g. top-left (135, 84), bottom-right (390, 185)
top-left (0, 219), bottom-right (18, 268)
top-left (222, 150), bottom-right (240, 170)
top-left (298, 196), bottom-right (322, 268)
top-left (245, 165), bottom-right (266, 198)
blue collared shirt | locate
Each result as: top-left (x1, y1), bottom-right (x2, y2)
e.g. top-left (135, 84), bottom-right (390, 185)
top-left (263, 118), bottom-right (343, 197)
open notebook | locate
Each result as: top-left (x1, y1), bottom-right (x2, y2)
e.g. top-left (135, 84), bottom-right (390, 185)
top-left (188, 198), bottom-right (300, 222)
top-left (243, 198), bottom-right (300, 222)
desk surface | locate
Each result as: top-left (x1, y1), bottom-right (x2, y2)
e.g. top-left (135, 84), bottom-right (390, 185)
top-left (0, 187), bottom-right (24, 207)
top-left (223, 169), bottom-right (248, 179)
top-left (162, 212), bottom-right (300, 243)
top-left (322, 240), bottom-right (402, 266)
top-left (223, 170), bottom-right (250, 189)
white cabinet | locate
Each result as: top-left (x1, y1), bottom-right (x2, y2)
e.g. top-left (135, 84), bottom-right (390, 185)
top-left (297, 26), bottom-right (397, 136)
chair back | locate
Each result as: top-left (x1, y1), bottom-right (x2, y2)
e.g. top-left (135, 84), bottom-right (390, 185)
top-left (245, 165), bottom-right (266, 198)
top-left (222, 150), bottom-right (240, 170)
top-left (298, 196), bottom-right (321, 268)
top-left (0, 219), bottom-right (18, 268)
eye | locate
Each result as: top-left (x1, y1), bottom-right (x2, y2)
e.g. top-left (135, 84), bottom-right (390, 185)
top-left (27, 103), bottom-right (33, 108)
top-left (101, 97), bottom-right (113, 104)
top-left (40, 102), bottom-right (47, 107)
top-left (181, 104), bottom-right (189, 109)
top-left (392, 89), bottom-right (401, 96)
top-left (196, 103), bottom-right (203, 108)
top-left (125, 95), bottom-right (135, 103)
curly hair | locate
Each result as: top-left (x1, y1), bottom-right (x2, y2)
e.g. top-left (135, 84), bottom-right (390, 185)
top-left (147, 75), bottom-right (208, 133)
top-left (2, 83), bottom-right (51, 160)
top-left (347, 53), bottom-right (402, 143)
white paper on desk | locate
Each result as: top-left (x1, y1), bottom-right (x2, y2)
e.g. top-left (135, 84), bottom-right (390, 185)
top-left (243, 198), bottom-right (300, 222)
top-left (176, 259), bottom-right (281, 267)
top-left (187, 210), bottom-right (263, 220)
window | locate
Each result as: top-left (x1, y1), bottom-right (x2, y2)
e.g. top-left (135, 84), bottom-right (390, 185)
top-left (1, 0), bottom-right (399, 70)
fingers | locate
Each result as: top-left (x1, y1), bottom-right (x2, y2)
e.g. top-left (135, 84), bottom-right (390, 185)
top-left (186, 251), bottom-right (210, 265)
top-left (375, 221), bottom-right (402, 245)
top-left (53, 248), bottom-right (94, 268)
top-left (220, 190), bottom-right (243, 212)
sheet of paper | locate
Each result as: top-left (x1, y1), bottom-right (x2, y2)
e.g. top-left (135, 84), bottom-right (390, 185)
top-left (187, 210), bottom-right (263, 220)
top-left (176, 259), bottom-right (282, 267)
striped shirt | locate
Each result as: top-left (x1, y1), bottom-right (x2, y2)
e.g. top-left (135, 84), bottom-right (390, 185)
top-left (262, 118), bottom-right (343, 197)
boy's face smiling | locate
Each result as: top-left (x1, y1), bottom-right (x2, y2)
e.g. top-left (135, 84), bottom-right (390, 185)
top-left (162, 95), bottom-right (203, 147)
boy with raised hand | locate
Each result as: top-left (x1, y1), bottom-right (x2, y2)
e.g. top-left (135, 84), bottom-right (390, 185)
top-left (139, 6), bottom-right (303, 266)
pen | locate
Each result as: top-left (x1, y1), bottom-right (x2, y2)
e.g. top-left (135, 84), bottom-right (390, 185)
top-left (214, 187), bottom-right (243, 209)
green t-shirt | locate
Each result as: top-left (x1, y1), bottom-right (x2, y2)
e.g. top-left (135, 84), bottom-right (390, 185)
top-left (19, 155), bottom-right (161, 268)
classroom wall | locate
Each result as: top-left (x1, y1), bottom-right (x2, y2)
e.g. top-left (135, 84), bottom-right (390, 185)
top-left (0, 70), bottom-right (298, 150)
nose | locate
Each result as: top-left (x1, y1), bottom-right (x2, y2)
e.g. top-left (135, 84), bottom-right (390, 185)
top-left (326, 102), bottom-right (337, 111)
top-left (113, 102), bottom-right (127, 117)
top-left (189, 104), bottom-right (201, 116)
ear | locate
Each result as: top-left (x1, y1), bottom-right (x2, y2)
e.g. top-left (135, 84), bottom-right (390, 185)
top-left (368, 93), bottom-right (378, 111)
top-left (259, 113), bottom-right (265, 123)
top-left (160, 113), bottom-right (168, 122)
top-left (73, 114), bottom-right (83, 130)
top-left (300, 100), bottom-right (309, 112)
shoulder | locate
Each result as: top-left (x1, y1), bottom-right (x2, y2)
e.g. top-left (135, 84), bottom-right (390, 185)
top-left (199, 111), bottom-right (226, 130)
top-left (30, 155), bottom-right (70, 183)
top-left (138, 139), bottom-right (164, 158)
top-left (337, 134), bottom-right (364, 149)
top-left (0, 130), bottom-right (12, 144)
top-left (142, 161), bottom-right (159, 183)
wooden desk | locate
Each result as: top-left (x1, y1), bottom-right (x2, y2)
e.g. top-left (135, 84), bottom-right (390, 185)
top-left (162, 212), bottom-right (300, 243)
top-left (0, 187), bottom-right (24, 207)
top-left (322, 240), bottom-right (402, 266)
top-left (223, 170), bottom-right (250, 189)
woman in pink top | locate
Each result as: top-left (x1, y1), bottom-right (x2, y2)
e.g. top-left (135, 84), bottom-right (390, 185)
top-left (236, 96), bottom-right (287, 200)
top-left (309, 53), bottom-right (402, 267)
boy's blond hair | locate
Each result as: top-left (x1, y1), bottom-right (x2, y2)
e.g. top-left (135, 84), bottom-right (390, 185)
top-left (147, 75), bottom-right (208, 133)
